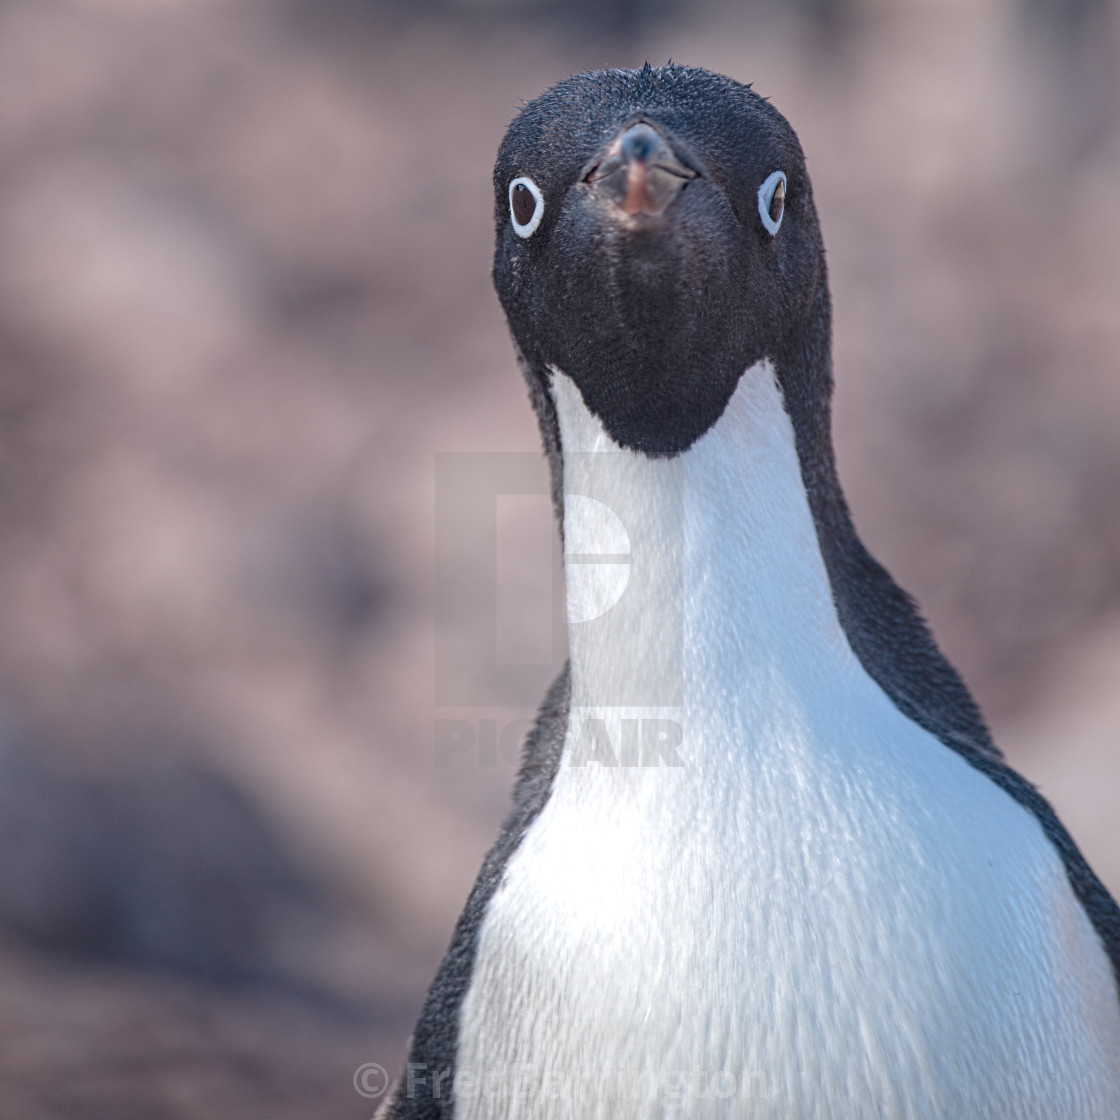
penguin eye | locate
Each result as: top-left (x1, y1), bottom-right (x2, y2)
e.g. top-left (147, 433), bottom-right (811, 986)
top-left (509, 176), bottom-right (545, 238)
top-left (758, 171), bottom-right (786, 236)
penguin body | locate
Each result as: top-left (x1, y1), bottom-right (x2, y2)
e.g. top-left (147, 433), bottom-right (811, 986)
top-left (383, 66), bottom-right (1120, 1118)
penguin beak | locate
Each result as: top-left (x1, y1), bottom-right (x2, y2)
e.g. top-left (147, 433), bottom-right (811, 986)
top-left (584, 122), bottom-right (698, 217)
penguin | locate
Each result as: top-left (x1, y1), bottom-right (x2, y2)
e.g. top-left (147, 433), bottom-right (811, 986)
top-left (380, 65), bottom-right (1120, 1118)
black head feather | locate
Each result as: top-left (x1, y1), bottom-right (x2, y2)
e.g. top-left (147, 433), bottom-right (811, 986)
top-left (492, 64), bottom-right (824, 455)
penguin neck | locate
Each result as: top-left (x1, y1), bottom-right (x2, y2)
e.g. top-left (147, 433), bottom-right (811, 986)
top-left (548, 358), bottom-right (850, 720)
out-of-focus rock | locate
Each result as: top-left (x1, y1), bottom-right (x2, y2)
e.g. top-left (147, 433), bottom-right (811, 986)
top-left (0, 718), bottom-right (326, 981)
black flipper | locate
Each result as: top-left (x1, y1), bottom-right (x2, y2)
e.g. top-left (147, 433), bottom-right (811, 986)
top-left (382, 666), bottom-right (570, 1119)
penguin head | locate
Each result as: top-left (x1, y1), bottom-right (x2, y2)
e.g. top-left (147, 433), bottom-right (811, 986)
top-left (493, 65), bottom-right (827, 456)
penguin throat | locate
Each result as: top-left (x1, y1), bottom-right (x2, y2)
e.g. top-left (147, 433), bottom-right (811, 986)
top-left (547, 358), bottom-right (850, 723)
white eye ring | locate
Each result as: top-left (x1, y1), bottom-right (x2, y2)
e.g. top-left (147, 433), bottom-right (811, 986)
top-left (509, 176), bottom-right (545, 238)
top-left (758, 170), bottom-right (786, 235)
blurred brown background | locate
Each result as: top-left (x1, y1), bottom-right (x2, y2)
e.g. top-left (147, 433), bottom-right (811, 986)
top-left (0, 0), bottom-right (1117, 1115)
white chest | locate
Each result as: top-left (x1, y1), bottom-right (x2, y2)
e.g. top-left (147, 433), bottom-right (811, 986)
top-left (455, 363), bottom-right (1120, 1119)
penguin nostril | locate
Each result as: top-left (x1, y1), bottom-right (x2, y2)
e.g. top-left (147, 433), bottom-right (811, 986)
top-left (583, 159), bottom-right (609, 184)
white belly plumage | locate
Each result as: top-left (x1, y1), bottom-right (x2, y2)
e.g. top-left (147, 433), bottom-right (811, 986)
top-left (455, 362), bottom-right (1120, 1119)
